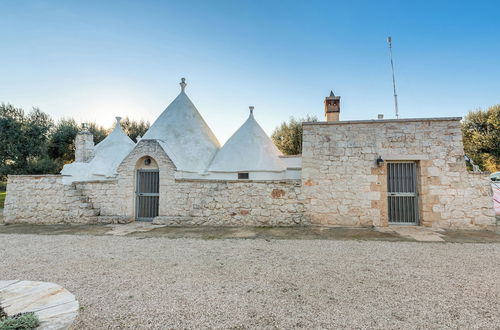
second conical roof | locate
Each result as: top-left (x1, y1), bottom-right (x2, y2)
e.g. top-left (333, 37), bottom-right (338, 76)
top-left (208, 109), bottom-right (286, 172)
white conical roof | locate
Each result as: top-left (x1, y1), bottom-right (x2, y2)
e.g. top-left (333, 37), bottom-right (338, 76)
top-left (89, 117), bottom-right (136, 177)
top-left (142, 78), bottom-right (220, 172)
top-left (208, 107), bottom-right (286, 172)
top-left (61, 117), bottom-right (135, 183)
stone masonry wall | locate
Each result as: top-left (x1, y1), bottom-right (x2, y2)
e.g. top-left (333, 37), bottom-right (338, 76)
top-left (154, 179), bottom-right (304, 226)
top-left (73, 180), bottom-right (130, 223)
top-left (5, 121), bottom-right (495, 229)
top-left (2, 140), bottom-right (304, 226)
top-left (302, 118), bottom-right (496, 230)
top-left (119, 139), bottom-right (305, 226)
top-left (3, 175), bottom-right (99, 224)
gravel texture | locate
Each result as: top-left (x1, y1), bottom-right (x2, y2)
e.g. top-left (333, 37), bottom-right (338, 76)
top-left (0, 234), bottom-right (499, 329)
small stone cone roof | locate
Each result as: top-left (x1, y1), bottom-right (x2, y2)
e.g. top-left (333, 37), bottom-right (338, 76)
top-left (142, 79), bottom-right (220, 172)
top-left (61, 117), bottom-right (135, 182)
top-left (90, 117), bottom-right (136, 176)
top-left (208, 108), bottom-right (286, 173)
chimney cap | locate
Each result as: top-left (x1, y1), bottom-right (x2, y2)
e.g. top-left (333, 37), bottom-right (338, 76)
top-left (326, 90), bottom-right (340, 100)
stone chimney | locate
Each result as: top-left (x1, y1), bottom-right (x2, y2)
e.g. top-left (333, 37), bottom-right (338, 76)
top-left (74, 123), bottom-right (95, 163)
top-left (324, 91), bottom-right (340, 122)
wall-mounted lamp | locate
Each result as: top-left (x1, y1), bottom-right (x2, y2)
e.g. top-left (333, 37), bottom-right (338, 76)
top-left (376, 156), bottom-right (384, 167)
top-left (144, 158), bottom-right (152, 166)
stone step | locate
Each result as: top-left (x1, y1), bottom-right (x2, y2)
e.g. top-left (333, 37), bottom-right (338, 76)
top-left (63, 188), bottom-right (84, 197)
top-left (79, 208), bottom-right (100, 217)
top-left (78, 202), bottom-right (93, 209)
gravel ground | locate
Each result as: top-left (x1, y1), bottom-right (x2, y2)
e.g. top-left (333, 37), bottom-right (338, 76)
top-left (0, 234), bottom-right (499, 329)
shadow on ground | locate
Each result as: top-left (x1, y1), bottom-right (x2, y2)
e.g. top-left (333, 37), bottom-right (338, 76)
top-left (0, 223), bottom-right (499, 243)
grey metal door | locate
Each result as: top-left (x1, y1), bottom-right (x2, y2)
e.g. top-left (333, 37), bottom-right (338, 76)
top-left (387, 162), bottom-right (419, 224)
top-left (136, 169), bottom-right (159, 221)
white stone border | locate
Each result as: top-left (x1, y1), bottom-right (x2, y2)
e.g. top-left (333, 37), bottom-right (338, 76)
top-left (0, 280), bottom-right (79, 330)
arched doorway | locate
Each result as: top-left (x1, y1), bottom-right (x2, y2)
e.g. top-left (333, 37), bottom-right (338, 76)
top-left (135, 156), bottom-right (159, 221)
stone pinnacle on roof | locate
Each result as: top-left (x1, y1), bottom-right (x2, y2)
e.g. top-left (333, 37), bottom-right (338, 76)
top-left (115, 116), bottom-right (122, 126)
top-left (180, 77), bottom-right (187, 92)
top-left (249, 106), bottom-right (254, 114)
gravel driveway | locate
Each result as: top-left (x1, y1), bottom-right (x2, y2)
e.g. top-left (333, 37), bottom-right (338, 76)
top-left (1, 234), bottom-right (499, 329)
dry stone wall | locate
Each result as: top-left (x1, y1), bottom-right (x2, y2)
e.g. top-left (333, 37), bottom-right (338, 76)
top-left (119, 139), bottom-right (305, 226)
top-left (155, 179), bottom-right (304, 226)
top-left (301, 118), bottom-right (496, 230)
top-left (73, 180), bottom-right (131, 223)
top-left (3, 175), bottom-right (99, 224)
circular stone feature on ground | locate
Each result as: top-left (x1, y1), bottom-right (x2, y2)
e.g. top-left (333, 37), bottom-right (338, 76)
top-left (0, 280), bottom-right (79, 330)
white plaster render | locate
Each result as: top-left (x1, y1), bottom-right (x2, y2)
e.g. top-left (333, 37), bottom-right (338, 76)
top-left (142, 79), bottom-right (220, 173)
top-left (208, 108), bottom-right (286, 175)
top-left (61, 117), bottom-right (135, 184)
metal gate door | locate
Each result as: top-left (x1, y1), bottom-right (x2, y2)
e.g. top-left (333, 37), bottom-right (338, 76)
top-left (387, 162), bottom-right (419, 224)
top-left (136, 169), bottom-right (159, 221)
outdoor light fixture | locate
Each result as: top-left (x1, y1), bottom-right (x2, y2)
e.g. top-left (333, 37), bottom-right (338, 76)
top-left (376, 156), bottom-right (384, 167)
top-left (144, 158), bottom-right (152, 166)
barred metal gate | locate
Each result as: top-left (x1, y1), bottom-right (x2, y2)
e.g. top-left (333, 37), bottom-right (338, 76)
top-left (136, 169), bottom-right (159, 221)
top-left (387, 162), bottom-right (419, 224)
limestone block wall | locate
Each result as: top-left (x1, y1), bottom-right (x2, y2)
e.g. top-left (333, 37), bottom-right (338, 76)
top-left (115, 139), bottom-right (177, 220)
top-left (73, 180), bottom-right (122, 218)
top-left (118, 139), bottom-right (305, 226)
top-left (155, 179), bottom-right (304, 226)
top-left (3, 175), bottom-right (99, 224)
top-left (2, 140), bottom-right (305, 226)
top-left (302, 118), bottom-right (496, 230)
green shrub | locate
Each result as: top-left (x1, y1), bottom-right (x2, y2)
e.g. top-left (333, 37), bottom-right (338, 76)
top-left (0, 307), bottom-right (40, 330)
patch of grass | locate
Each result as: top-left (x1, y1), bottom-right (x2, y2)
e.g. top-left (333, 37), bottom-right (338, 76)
top-left (0, 192), bottom-right (6, 208)
top-left (0, 305), bottom-right (40, 330)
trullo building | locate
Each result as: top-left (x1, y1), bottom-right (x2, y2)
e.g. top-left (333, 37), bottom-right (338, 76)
top-left (3, 79), bottom-right (496, 230)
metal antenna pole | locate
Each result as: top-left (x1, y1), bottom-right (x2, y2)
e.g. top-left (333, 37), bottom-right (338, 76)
top-left (387, 36), bottom-right (399, 119)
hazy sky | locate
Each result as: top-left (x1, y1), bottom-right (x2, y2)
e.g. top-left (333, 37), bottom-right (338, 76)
top-left (1, 0), bottom-right (499, 142)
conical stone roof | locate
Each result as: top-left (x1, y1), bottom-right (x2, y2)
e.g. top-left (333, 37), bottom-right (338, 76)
top-left (142, 78), bottom-right (220, 172)
top-left (208, 107), bottom-right (286, 173)
top-left (90, 117), bottom-right (136, 177)
top-left (61, 117), bottom-right (135, 183)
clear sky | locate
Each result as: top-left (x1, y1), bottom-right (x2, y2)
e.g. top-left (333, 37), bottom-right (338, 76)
top-left (1, 0), bottom-right (499, 143)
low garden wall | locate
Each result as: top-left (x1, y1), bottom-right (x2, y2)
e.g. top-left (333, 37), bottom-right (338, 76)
top-left (155, 179), bottom-right (305, 226)
top-left (3, 175), bottom-right (99, 224)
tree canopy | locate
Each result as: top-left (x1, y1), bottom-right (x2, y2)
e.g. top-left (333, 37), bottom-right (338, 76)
top-left (0, 103), bottom-right (149, 180)
top-left (271, 115), bottom-right (317, 155)
top-left (461, 104), bottom-right (500, 172)
top-left (0, 104), bottom-right (56, 176)
top-left (120, 116), bottom-right (150, 142)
